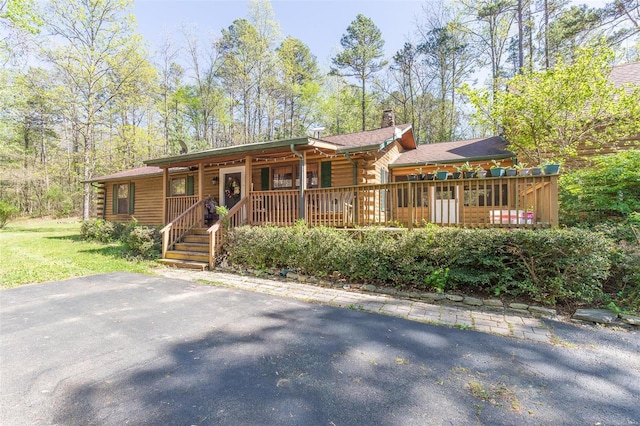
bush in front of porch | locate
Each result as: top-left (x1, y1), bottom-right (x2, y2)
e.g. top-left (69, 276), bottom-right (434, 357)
top-left (225, 224), bottom-right (639, 314)
top-left (80, 219), bottom-right (161, 259)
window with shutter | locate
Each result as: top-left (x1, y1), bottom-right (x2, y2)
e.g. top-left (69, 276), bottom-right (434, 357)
top-left (115, 183), bottom-right (129, 214)
top-left (170, 178), bottom-right (186, 196)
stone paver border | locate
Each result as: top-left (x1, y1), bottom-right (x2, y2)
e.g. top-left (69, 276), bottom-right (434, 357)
top-left (155, 268), bottom-right (554, 343)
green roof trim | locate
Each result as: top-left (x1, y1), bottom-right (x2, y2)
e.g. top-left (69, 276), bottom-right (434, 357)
top-left (145, 137), bottom-right (314, 166)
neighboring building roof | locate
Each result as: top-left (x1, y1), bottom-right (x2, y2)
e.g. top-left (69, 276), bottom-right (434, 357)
top-left (320, 123), bottom-right (415, 152)
top-left (610, 62), bottom-right (640, 88)
top-left (90, 166), bottom-right (188, 183)
top-left (391, 136), bottom-right (513, 167)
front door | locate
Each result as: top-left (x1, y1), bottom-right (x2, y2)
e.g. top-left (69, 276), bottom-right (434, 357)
top-left (431, 185), bottom-right (460, 224)
top-left (222, 172), bottom-right (242, 209)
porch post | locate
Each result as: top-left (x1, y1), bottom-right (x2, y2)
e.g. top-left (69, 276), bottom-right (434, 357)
top-left (407, 181), bottom-right (414, 230)
top-left (198, 161), bottom-right (204, 201)
top-left (245, 155), bottom-right (252, 224)
top-left (299, 150), bottom-right (306, 220)
top-left (162, 167), bottom-right (168, 224)
top-left (549, 175), bottom-right (559, 227)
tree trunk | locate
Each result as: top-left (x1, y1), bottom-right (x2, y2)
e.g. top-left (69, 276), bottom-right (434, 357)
top-left (361, 76), bottom-right (366, 131)
top-left (517, 0), bottom-right (524, 73)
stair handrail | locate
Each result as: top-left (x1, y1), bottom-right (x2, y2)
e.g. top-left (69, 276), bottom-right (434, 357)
top-left (161, 199), bottom-right (204, 258)
top-left (207, 196), bottom-right (248, 269)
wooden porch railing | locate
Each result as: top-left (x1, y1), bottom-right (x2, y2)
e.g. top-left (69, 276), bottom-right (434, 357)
top-left (305, 188), bottom-right (356, 227)
top-left (166, 196), bottom-right (199, 223)
top-left (302, 175), bottom-right (557, 229)
top-left (250, 190), bottom-right (299, 226)
top-left (160, 199), bottom-right (204, 258)
top-left (207, 196), bottom-right (248, 269)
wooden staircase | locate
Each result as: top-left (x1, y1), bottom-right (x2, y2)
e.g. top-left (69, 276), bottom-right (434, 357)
top-left (158, 227), bottom-right (210, 270)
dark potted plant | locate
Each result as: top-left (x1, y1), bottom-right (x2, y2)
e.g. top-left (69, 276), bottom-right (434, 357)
top-left (407, 173), bottom-right (418, 181)
top-left (416, 167), bottom-right (426, 180)
top-left (459, 161), bottom-right (475, 178)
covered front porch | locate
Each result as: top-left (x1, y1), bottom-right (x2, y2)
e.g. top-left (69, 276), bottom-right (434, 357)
top-left (160, 174), bottom-right (558, 269)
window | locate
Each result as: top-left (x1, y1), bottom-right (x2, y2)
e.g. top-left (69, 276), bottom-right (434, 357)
top-left (273, 165), bottom-right (294, 189)
top-left (170, 177), bottom-right (186, 196)
top-left (112, 183), bottom-right (134, 215)
top-left (169, 176), bottom-right (194, 196)
top-left (271, 163), bottom-right (319, 189)
top-left (307, 163), bottom-right (318, 189)
top-left (117, 184), bottom-right (129, 214)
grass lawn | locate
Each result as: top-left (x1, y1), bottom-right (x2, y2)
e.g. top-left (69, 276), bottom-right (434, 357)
top-left (0, 218), bottom-right (157, 288)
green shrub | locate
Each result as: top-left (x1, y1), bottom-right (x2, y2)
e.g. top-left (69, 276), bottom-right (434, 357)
top-left (604, 242), bottom-right (640, 313)
top-left (125, 226), bottom-right (161, 259)
top-left (225, 225), bottom-right (624, 308)
top-left (0, 200), bottom-right (19, 229)
top-left (80, 219), bottom-right (123, 242)
top-left (559, 150), bottom-right (640, 225)
top-left (80, 219), bottom-right (134, 243)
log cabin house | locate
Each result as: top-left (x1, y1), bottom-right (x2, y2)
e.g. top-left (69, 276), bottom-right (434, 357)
top-left (90, 112), bottom-right (559, 269)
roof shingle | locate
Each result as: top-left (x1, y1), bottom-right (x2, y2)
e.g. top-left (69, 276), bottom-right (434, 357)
top-left (320, 123), bottom-right (413, 150)
top-left (392, 136), bottom-right (513, 166)
top-left (610, 62), bottom-right (640, 88)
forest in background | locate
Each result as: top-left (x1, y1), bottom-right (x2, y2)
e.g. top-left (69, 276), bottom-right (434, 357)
top-left (1, 0), bottom-right (639, 219)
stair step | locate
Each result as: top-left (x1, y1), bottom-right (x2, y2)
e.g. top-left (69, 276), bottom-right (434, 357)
top-left (158, 258), bottom-right (208, 271)
top-left (190, 228), bottom-right (209, 236)
top-left (165, 250), bottom-right (209, 263)
top-left (175, 242), bottom-right (209, 253)
top-left (183, 235), bottom-right (209, 244)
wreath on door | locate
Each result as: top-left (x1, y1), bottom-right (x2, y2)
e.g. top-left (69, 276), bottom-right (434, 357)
top-left (225, 176), bottom-right (241, 199)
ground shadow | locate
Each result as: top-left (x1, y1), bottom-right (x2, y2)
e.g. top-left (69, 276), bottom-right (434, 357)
top-left (49, 291), bottom-right (640, 425)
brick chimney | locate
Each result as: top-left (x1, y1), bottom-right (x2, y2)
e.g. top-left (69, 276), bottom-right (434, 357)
top-left (381, 109), bottom-right (395, 128)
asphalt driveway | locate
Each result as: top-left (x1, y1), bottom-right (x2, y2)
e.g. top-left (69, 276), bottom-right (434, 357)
top-left (1, 272), bottom-right (639, 425)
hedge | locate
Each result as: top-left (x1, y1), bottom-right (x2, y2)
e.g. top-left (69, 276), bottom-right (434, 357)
top-left (225, 224), bottom-right (639, 309)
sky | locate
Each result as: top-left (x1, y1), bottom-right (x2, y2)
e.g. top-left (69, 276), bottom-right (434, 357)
top-left (133, 0), bottom-right (433, 69)
top-left (133, 0), bottom-right (610, 71)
